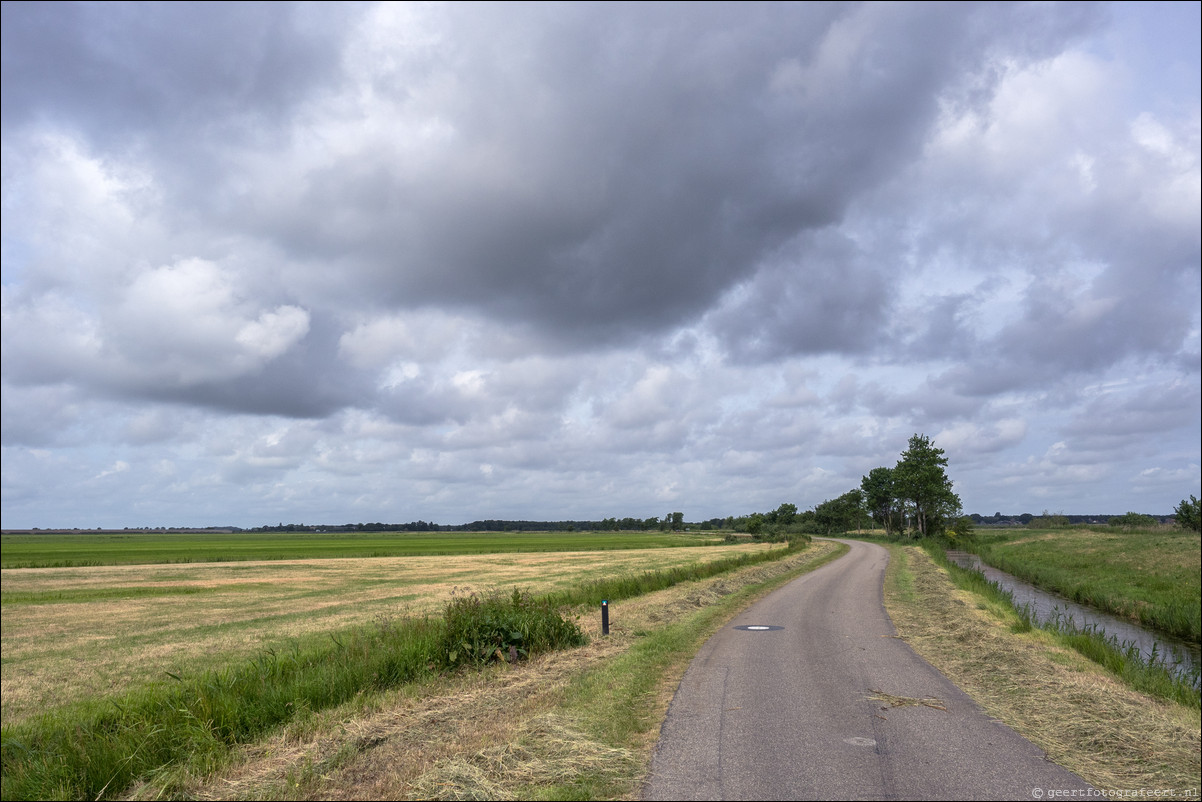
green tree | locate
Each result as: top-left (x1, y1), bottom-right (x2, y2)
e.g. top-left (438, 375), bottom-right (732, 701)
top-left (813, 490), bottom-right (868, 535)
top-left (812, 499), bottom-right (839, 535)
top-left (775, 503), bottom-right (798, 526)
top-left (860, 466), bottom-right (901, 536)
top-left (1174, 496), bottom-right (1201, 532)
top-left (949, 515), bottom-right (975, 543)
top-left (893, 434), bottom-right (961, 537)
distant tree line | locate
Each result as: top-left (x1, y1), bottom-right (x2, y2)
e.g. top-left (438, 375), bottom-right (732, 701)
top-left (250, 514), bottom-right (697, 534)
top-left (254, 521), bottom-right (444, 532)
top-left (965, 511), bottom-right (1184, 528)
top-left (241, 463), bottom-right (1197, 539)
top-left (14, 490), bottom-right (1193, 535)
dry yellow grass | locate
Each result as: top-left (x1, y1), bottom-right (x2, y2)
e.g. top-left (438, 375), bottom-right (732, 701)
top-left (0, 543), bottom-right (782, 724)
top-left (884, 545), bottom-right (1201, 795)
top-left (130, 541), bottom-right (844, 801)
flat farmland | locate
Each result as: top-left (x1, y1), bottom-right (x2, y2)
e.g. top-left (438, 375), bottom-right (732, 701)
top-left (1, 537), bottom-right (781, 725)
top-left (0, 529), bottom-right (722, 568)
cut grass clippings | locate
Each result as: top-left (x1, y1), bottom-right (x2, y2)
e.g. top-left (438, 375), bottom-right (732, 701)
top-left (867, 691), bottom-right (947, 712)
top-left (883, 544), bottom-right (1201, 794)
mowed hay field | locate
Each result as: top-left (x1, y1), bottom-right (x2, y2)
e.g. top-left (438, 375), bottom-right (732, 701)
top-left (1, 541), bottom-right (783, 725)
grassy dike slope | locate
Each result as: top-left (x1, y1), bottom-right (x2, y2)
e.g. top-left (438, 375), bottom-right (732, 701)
top-left (884, 545), bottom-right (1200, 795)
top-left (968, 527), bottom-right (1201, 642)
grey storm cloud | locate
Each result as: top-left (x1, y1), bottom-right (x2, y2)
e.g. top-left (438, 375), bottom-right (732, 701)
top-left (255, 1), bottom-right (1102, 345)
top-left (5, 1), bottom-right (1108, 350)
top-left (1, 2), bottom-right (351, 139)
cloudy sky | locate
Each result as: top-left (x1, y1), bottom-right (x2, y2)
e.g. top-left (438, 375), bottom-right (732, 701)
top-left (2, 2), bottom-right (1199, 529)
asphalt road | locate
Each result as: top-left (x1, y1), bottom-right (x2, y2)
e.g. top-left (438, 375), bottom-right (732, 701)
top-left (642, 539), bottom-right (1093, 800)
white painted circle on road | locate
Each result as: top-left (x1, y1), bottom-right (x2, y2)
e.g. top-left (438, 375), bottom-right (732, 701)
top-left (844, 737), bottom-right (877, 747)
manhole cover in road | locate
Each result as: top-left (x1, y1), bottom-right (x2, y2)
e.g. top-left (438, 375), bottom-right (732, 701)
top-left (733, 625), bottom-right (784, 631)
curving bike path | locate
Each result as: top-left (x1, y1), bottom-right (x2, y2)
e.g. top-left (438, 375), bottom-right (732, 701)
top-left (642, 539), bottom-right (1092, 800)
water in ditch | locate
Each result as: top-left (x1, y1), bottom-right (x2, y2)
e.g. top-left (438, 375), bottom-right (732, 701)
top-left (944, 550), bottom-right (1200, 684)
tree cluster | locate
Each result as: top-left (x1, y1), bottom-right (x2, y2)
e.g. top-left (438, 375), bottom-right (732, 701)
top-left (812, 490), bottom-right (872, 535)
top-left (726, 435), bottom-right (963, 542)
top-left (859, 434), bottom-right (964, 540)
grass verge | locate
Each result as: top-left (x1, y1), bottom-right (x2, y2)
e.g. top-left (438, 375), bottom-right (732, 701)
top-left (922, 540), bottom-right (1200, 707)
top-left (884, 544), bottom-right (1200, 793)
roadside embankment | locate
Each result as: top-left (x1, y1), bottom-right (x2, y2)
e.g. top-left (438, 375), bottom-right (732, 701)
top-left (884, 544), bottom-right (1200, 795)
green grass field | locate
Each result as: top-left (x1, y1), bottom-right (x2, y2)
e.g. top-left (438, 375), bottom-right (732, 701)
top-left (967, 526), bottom-right (1201, 642)
top-left (0, 529), bottom-right (722, 568)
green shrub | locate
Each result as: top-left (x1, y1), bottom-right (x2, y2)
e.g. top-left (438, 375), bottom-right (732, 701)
top-left (1032, 510), bottom-right (1071, 528)
top-left (439, 588), bottom-right (587, 667)
top-left (1173, 496), bottom-right (1200, 532)
top-left (947, 515), bottom-right (976, 543)
top-left (1108, 512), bottom-right (1159, 530)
